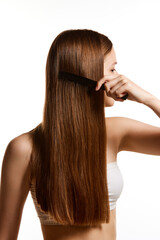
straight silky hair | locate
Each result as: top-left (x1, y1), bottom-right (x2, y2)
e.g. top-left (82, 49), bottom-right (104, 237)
top-left (29, 29), bottom-right (113, 226)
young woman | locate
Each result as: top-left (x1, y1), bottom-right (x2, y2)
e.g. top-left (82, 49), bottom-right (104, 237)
top-left (0, 29), bottom-right (160, 240)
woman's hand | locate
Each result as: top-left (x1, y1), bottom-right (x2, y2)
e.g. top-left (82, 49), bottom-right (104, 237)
top-left (95, 73), bottom-right (154, 104)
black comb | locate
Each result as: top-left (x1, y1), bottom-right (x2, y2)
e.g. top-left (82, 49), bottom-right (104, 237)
top-left (59, 71), bottom-right (128, 100)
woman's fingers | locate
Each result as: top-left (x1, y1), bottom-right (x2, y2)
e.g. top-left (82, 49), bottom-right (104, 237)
top-left (109, 79), bottom-right (127, 94)
top-left (96, 73), bottom-right (153, 104)
top-left (95, 74), bottom-right (122, 91)
top-left (95, 74), bottom-right (129, 101)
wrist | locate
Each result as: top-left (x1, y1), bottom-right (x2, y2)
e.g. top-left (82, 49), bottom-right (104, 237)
top-left (141, 93), bottom-right (158, 106)
top-left (143, 94), bottom-right (160, 118)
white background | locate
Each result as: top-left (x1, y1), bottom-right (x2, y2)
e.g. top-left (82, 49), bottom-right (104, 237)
top-left (0, 0), bottom-right (160, 239)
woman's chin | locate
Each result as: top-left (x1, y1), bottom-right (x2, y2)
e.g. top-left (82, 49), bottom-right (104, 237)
top-left (104, 98), bottom-right (115, 107)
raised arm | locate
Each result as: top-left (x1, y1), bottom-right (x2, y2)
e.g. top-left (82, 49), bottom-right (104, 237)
top-left (106, 116), bottom-right (160, 156)
top-left (0, 133), bottom-right (32, 240)
top-left (97, 73), bottom-right (160, 156)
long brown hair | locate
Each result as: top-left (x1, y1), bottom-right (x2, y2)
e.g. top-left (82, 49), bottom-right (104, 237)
top-left (28, 29), bottom-right (113, 226)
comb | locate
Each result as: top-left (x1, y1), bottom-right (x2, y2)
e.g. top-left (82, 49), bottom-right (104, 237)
top-left (59, 71), bottom-right (128, 100)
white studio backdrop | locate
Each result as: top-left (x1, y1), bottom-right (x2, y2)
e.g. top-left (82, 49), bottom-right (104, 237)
top-left (0, 0), bottom-right (160, 239)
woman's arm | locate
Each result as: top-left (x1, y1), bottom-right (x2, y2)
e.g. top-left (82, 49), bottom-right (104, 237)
top-left (0, 133), bottom-right (32, 240)
top-left (96, 74), bottom-right (160, 156)
top-left (143, 95), bottom-right (160, 118)
top-left (106, 116), bottom-right (160, 155)
top-left (117, 96), bottom-right (160, 155)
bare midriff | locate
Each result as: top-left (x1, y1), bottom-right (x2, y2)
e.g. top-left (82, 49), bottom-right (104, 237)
top-left (41, 208), bottom-right (116, 240)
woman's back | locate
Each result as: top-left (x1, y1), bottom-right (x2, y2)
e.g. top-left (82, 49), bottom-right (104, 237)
top-left (40, 209), bottom-right (117, 240)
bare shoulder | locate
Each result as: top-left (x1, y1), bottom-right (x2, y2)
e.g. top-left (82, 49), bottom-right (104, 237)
top-left (105, 116), bottom-right (126, 124)
top-left (1, 131), bottom-right (33, 197)
top-left (3, 132), bottom-right (33, 180)
top-left (106, 116), bottom-right (160, 155)
top-left (0, 132), bottom-right (33, 239)
top-left (8, 132), bottom-right (33, 161)
top-left (105, 116), bottom-right (128, 153)
top-left (105, 116), bottom-right (125, 139)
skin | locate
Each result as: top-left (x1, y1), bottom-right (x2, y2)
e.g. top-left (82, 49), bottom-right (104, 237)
top-left (97, 47), bottom-right (154, 105)
top-left (103, 47), bottom-right (117, 107)
top-left (1, 46), bottom-right (160, 240)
